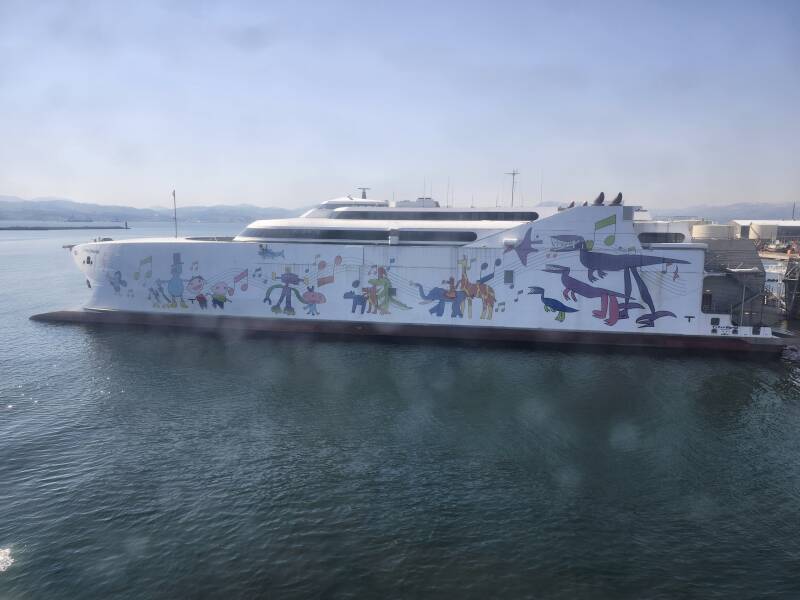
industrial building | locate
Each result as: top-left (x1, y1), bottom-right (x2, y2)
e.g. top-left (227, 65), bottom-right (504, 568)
top-left (729, 220), bottom-right (800, 242)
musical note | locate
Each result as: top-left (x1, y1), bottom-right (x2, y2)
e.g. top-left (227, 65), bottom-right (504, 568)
top-left (514, 289), bottom-right (523, 302)
top-left (253, 267), bottom-right (262, 278)
top-left (673, 265), bottom-right (680, 281)
top-left (133, 256), bottom-right (152, 281)
top-left (594, 214), bottom-right (616, 246)
top-left (494, 301), bottom-right (507, 313)
top-left (318, 255), bottom-right (342, 287)
top-left (232, 269), bottom-right (248, 293)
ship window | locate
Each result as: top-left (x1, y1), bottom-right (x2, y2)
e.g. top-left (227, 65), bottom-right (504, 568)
top-left (238, 227), bottom-right (478, 243)
top-left (637, 232), bottom-right (685, 244)
top-left (702, 292), bottom-right (712, 312)
top-left (239, 228), bottom-right (388, 240)
top-left (711, 317), bottom-right (720, 326)
top-left (332, 210), bottom-right (538, 221)
top-left (398, 231), bottom-right (477, 243)
top-left (504, 270), bottom-right (514, 285)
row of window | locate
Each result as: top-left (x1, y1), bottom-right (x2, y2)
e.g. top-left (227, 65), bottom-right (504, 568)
top-left (237, 228), bottom-right (479, 243)
top-left (238, 228), bottom-right (686, 245)
top-left (331, 211), bottom-right (539, 222)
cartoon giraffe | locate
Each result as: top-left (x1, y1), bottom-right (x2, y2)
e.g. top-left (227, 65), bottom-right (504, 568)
top-left (457, 255), bottom-right (496, 319)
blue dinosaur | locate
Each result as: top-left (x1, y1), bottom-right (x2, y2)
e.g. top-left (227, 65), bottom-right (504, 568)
top-left (528, 286), bottom-right (578, 322)
top-left (543, 265), bottom-right (643, 326)
top-left (411, 281), bottom-right (466, 318)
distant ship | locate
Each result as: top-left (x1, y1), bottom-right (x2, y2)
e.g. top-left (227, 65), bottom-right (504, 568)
top-left (59, 193), bottom-right (784, 354)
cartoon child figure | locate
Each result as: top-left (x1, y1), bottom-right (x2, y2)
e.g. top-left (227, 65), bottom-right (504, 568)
top-left (211, 281), bottom-right (233, 310)
top-left (107, 270), bottom-right (127, 294)
top-left (186, 275), bottom-right (208, 309)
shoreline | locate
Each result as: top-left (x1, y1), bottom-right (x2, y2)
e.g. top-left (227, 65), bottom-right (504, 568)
top-left (0, 225), bottom-right (129, 231)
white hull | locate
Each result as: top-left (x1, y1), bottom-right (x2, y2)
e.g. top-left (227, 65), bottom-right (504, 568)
top-left (69, 205), bottom-right (774, 344)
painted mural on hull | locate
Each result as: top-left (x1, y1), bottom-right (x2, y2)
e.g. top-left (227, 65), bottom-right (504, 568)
top-left (71, 209), bottom-right (722, 336)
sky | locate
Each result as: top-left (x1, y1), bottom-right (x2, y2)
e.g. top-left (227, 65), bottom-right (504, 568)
top-left (0, 0), bottom-right (798, 209)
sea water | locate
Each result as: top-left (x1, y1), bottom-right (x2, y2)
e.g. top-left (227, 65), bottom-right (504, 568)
top-left (1, 224), bottom-right (799, 598)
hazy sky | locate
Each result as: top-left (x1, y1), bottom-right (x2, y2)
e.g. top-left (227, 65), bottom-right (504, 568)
top-left (1, 0), bottom-right (797, 209)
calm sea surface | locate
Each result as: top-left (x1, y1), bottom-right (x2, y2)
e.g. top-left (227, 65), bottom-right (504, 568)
top-left (1, 223), bottom-right (799, 598)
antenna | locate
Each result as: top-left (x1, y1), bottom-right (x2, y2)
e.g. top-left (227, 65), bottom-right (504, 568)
top-left (172, 189), bottom-right (177, 238)
top-left (357, 187), bottom-right (370, 199)
top-left (505, 169), bottom-right (519, 207)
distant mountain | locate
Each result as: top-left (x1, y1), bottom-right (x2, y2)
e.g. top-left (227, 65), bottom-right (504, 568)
top-left (0, 196), bottom-right (304, 223)
top-left (651, 201), bottom-right (798, 223)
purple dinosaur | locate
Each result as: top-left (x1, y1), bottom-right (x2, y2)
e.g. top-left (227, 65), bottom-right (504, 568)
top-left (543, 264), bottom-right (643, 326)
top-left (575, 239), bottom-right (689, 327)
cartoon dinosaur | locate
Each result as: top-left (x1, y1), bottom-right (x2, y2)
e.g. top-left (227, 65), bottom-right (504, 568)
top-left (542, 265), bottom-right (642, 326)
top-left (367, 266), bottom-right (410, 314)
top-left (503, 228), bottom-right (538, 266)
top-left (575, 239), bottom-right (689, 326)
top-left (411, 281), bottom-right (467, 318)
top-left (528, 286), bottom-right (578, 322)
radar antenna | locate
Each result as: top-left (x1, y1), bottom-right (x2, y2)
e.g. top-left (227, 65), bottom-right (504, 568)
top-left (356, 187), bottom-right (370, 199)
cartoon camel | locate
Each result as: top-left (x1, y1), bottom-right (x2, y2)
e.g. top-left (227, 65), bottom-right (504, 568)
top-left (457, 255), bottom-right (496, 320)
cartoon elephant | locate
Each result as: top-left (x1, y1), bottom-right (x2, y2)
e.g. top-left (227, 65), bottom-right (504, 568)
top-left (411, 282), bottom-right (466, 318)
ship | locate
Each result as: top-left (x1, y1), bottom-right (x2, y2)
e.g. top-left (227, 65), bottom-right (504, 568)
top-left (39, 193), bottom-right (786, 354)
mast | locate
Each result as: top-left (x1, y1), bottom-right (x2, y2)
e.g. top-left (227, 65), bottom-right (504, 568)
top-left (172, 189), bottom-right (177, 238)
top-left (357, 187), bottom-right (370, 199)
top-left (505, 169), bottom-right (519, 207)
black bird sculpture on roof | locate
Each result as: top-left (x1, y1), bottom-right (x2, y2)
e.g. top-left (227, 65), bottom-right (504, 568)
top-left (592, 192), bottom-right (605, 206)
top-left (610, 193), bottom-right (623, 206)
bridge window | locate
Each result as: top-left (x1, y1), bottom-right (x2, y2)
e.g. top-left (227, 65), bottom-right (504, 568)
top-left (637, 232), bottom-right (685, 244)
top-left (504, 270), bottom-right (515, 285)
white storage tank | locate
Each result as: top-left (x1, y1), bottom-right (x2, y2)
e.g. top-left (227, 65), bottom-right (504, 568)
top-left (691, 223), bottom-right (736, 240)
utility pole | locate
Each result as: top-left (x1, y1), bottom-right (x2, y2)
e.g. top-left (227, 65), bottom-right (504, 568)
top-left (357, 187), bottom-right (370, 199)
top-left (505, 169), bottom-right (519, 207)
top-left (172, 189), bottom-right (177, 238)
